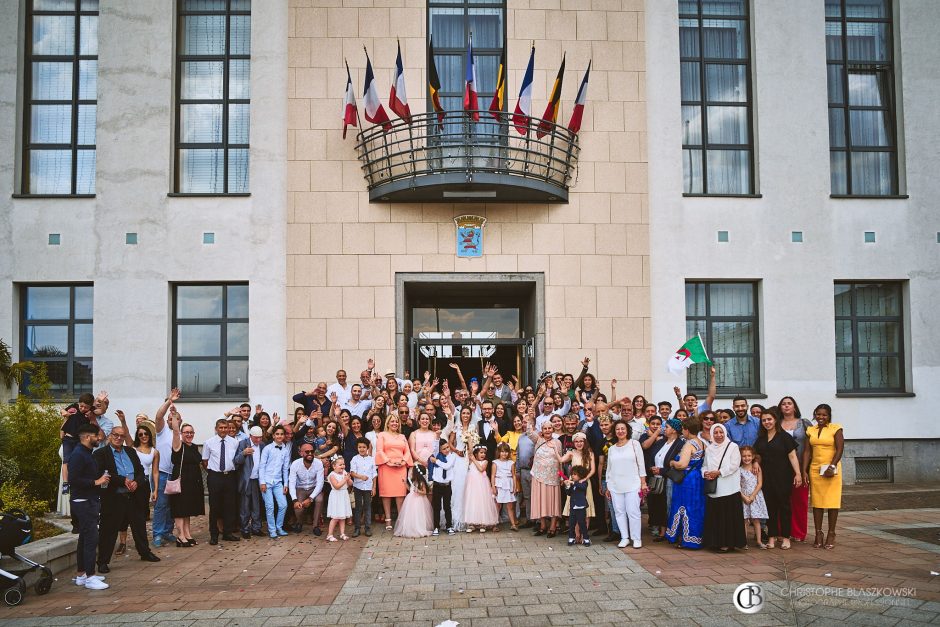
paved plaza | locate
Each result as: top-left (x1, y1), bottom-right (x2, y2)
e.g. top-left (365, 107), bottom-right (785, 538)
top-left (3, 507), bottom-right (940, 626)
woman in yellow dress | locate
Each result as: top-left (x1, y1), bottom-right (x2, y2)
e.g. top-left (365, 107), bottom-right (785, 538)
top-left (802, 403), bottom-right (844, 550)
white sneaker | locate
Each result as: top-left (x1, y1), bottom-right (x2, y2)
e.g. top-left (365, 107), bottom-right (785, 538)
top-left (432, 528), bottom-right (439, 536)
top-left (73, 574), bottom-right (87, 586)
top-left (447, 528), bottom-right (455, 535)
top-left (632, 539), bottom-right (643, 549)
top-left (85, 578), bottom-right (110, 590)
top-left (87, 575), bottom-right (105, 582)
top-left (617, 539), bottom-right (629, 548)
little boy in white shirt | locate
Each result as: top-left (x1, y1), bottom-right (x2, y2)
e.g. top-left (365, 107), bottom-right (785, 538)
top-left (349, 438), bottom-right (377, 537)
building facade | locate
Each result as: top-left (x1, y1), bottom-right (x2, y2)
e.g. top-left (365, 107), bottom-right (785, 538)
top-left (0, 0), bottom-right (289, 432)
top-left (648, 0), bottom-right (940, 482)
top-left (1, 0), bottom-right (938, 483)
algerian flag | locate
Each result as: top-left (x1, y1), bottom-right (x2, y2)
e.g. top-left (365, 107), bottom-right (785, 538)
top-left (666, 334), bottom-right (712, 374)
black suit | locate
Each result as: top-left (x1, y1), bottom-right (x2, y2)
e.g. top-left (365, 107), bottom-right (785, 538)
top-left (93, 445), bottom-right (152, 564)
top-left (476, 420), bottom-right (500, 461)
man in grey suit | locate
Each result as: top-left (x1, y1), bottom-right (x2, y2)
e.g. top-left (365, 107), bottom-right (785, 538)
top-left (233, 426), bottom-right (266, 538)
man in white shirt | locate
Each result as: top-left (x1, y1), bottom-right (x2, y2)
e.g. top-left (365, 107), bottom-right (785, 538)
top-left (202, 419), bottom-right (240, 544)
top-left (288, 444), bottom-right (325, 534)
top-left (327, 370), bottom-right (352, 406)
top-left (234, 426), bottom-right (265, 538)
top-left (342, 384), bottom-right (373, 418)
top-left (536, 398), bottom-right (558, 431)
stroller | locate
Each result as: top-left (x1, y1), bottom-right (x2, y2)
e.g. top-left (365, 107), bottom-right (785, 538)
top-left (0, 508), bottom-right (54, 606)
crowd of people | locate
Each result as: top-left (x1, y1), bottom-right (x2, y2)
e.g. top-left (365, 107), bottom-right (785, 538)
top-left (59, 357), bottom-right (845, 591)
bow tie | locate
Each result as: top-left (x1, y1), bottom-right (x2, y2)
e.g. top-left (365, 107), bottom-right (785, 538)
top-left (276, 445), bottom-right (283, 449)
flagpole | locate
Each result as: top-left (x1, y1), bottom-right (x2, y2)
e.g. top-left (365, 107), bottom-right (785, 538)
top-left (347, 58), bottom-right (364, 135)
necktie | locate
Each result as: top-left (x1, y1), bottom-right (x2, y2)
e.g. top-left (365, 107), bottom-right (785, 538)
top-left (441, 456), bottom-right (447, 480)
top-left (220, 438), bottom-right (226, 471)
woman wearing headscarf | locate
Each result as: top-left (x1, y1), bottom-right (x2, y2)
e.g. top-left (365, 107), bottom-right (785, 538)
top-left (702, 423), bottom-right (746, 552)
top-left (646, 416), bottom-right (684, 542)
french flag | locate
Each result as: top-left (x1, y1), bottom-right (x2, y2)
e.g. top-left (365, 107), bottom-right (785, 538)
top-left (362, 49), bottom-right (391, 130)
top-left (389, 40), bottom-right (411, 124)
top-left (342, 60), bottom-right (358, 139)
top-left (567, 61), bottom-right (590, 134)
top-left (463, 33), bottom-right (479, 121)
top-left (512, 45), bottom-right (535, 135)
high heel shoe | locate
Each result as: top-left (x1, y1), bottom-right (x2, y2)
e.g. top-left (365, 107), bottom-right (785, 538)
top-left (175, 539), bottom-right (191, 548)
top-left (186, 539), bottom-right (198, 546)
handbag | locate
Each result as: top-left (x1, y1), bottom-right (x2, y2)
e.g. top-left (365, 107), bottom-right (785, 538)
top-left (647, 474), bottom-right (665, 495)
top-left (164, 447), bottom-right (183, 495)
top-left (664, 466), bottom-right (685, 484)
top-left (703, 444), bottom-right (729, 495)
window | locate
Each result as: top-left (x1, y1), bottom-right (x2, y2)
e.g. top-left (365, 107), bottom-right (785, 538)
top-left (20, 284), bottom-right (93, 396)
top-left (834, 281), bottom-right (904, 392)
top-left (678, 0), bottom-right (754, 195)
top-left (685, 281), bottom-right (759, 393)
top-left (825, 0), bottom-right (899, 195)
top-left (174, 0), bottom-right (250, 193)
top-left (22, 0), bottom-right (98, 195)
top-left (427, 0), bottom-right (505, 135)
top-left (172, 284), bottom-right (248, 398)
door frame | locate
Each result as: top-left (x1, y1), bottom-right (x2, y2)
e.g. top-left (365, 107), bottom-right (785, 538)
top-left (395, 272), bottom-right (545, 386)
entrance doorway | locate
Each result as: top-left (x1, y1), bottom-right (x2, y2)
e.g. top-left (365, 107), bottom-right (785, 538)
top-left (396, 273), bottom-right (545, 389)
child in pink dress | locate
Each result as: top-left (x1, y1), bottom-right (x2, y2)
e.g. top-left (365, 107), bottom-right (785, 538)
top-left (463, 445), bottom-right (499, 532)
top-left (393, 467), bottom-right (433, 538)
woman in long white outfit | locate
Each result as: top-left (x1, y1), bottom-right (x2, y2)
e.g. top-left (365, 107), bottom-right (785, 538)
top-left (448, 406), bottom-right (477, 532)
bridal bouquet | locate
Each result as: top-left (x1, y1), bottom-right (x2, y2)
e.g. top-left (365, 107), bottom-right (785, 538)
top-left (460, 427), bottom-right (480, 451)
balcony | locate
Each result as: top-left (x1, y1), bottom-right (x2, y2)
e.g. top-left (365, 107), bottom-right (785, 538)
top-left (355, 110), bottom-right (580, 203)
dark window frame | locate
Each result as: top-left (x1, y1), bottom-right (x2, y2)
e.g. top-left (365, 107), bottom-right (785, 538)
top-left (825, 0), bottom-right (900, 196)
top-left (426, 0), bottom-right (507, 135)
top-left (21, 0), bottom-right (98, 196)
top-left (834, 281), bottom-right (905, 393)
top-left (685, 280), bottom-right (761, 395)
top-left (174, 0), bottom-right (250, 194)
top-left (19, 283), bottom-right (93, 398)
top-left (171, 282), bottom-right (248, 400)
top-left (678, 0), bottom-right (755, 195)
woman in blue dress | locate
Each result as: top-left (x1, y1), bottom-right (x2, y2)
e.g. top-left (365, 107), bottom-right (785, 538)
top-left (665, 415), bottom-right (705, 549)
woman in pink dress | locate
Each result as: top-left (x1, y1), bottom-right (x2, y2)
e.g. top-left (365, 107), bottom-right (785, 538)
top-left (375, 415), bottom-right (414, 530)
top-left (394, 467), bottom-right (434, 538)
top-left (408, 412), bottom-right (438, 480)
top-left (462, 445), bottom-right (499, 532)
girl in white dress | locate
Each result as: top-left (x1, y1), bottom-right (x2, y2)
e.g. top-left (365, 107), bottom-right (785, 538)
top-left (491, 443), bottom-right (519, 531)
top-left (326, 457), bottom-right (353, 541)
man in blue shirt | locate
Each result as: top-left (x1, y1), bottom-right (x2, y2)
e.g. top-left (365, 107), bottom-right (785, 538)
top-left (725, 396), bottom-right (760, 448)
top-left (93, 425), bottom-right (160, 573)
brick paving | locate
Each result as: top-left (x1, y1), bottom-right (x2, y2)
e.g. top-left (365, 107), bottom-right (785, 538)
top-left (2, 507), bottom-right (939, 626)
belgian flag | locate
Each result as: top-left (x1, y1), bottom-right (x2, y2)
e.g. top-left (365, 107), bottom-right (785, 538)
top-left (537, 53), bottom-right (566, 139)
top-left (428, 36), bottom-right (445, 127)
top-left (488, 46), bottom-right (507, 120)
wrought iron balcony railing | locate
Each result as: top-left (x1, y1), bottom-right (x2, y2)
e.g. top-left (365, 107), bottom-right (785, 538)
top-left (355, 110), bottom-right (580, 202)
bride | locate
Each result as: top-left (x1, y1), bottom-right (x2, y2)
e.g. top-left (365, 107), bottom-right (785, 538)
top-left (448, 406), bottom-right (478, 531)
